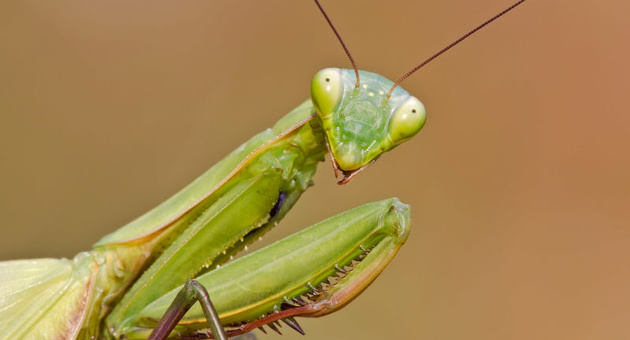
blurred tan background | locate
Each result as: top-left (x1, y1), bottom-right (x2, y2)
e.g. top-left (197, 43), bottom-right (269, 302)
top-left (1, 0), bottom-right (629, 339)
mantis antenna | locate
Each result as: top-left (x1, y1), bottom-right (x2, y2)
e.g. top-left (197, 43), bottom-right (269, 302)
top-left (313, 0), bottom-right (360, 88)
top-left (387, 0), bottom-right (528, 98)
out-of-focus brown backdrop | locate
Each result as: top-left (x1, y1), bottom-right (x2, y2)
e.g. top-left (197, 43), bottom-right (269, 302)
top-left (1, 1), bottom-right (629, 339)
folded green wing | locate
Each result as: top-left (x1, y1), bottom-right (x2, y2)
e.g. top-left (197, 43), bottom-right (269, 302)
top-left (0, 253), bottom-right (96, 340)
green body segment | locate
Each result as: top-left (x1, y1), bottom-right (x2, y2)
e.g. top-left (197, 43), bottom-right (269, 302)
top-left (95, 100), bottom-right (320, 247)
top-left (122, 198), bottom-right (410, 339)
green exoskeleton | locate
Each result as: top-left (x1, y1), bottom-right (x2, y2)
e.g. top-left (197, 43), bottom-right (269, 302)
top-left (0, 1), bottom-right (527, 339)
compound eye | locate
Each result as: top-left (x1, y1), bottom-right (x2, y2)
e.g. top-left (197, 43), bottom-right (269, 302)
top-left (311, 68), bottom-right (343, 118)
top-left (388, 97), bottom-right (426, 144)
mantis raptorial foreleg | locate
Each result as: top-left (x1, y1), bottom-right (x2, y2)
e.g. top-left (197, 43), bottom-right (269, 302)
top-left (123, 198), bottom-right (410, 340)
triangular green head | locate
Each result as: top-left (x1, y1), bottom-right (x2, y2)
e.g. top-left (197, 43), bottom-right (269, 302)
top-left (311, 68), bottom-right (426, 183)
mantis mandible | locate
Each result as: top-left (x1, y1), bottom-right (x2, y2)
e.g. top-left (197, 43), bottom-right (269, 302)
top-left (0, 1), bottom-right (528, 339)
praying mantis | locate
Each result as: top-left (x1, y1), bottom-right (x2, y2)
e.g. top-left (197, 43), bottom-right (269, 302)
top-left (0, 1), bottom-right (529, 339)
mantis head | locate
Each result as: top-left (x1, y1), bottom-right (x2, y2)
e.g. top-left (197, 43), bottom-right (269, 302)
top-left (311, 0), bottom-right (526, 183)
top-left (311, 68), bottom-right (426, 183)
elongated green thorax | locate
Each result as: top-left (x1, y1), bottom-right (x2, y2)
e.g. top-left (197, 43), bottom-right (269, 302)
top-left (311, 69), bottom-right (427, 175)
top-left (120, 198), bottom-right (410, 339)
